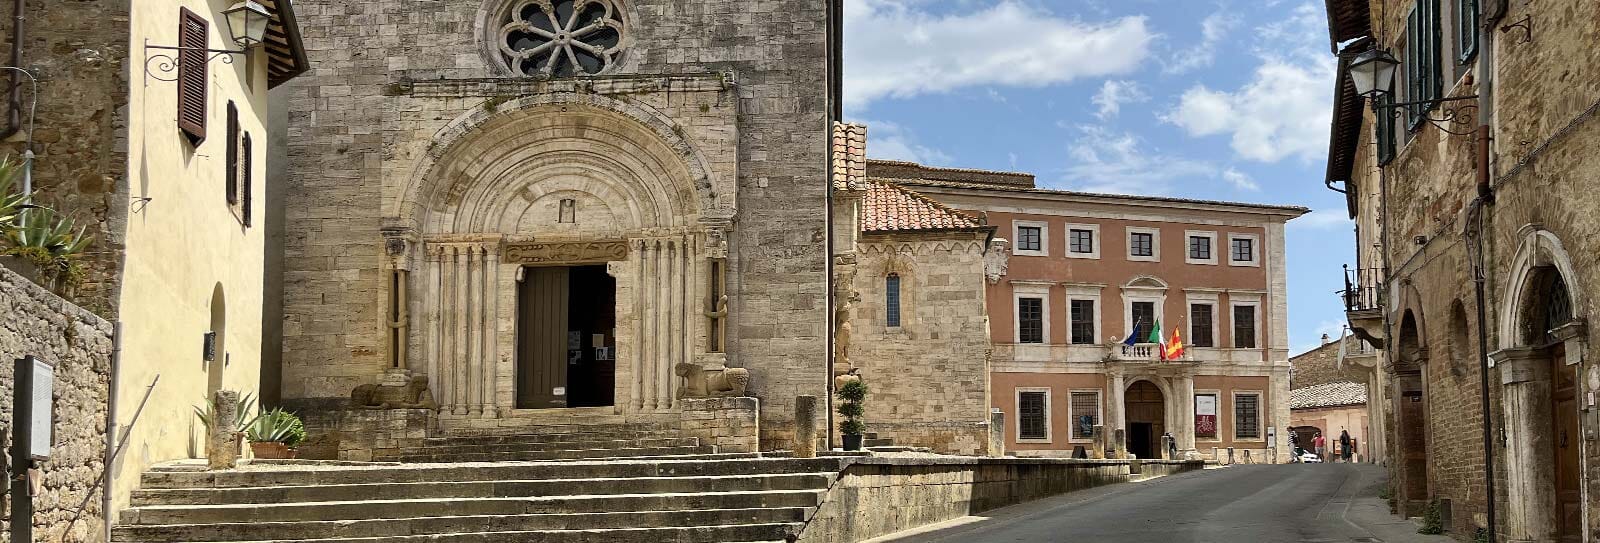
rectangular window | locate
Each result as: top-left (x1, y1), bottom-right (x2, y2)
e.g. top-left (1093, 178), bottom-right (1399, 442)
top-left (1233, 305), bottom-right (1257, 348)
top-left (1130, 301), bottom-right (1155, 343)
top-left (1456, 0), bottom-right (1478, 64)
top-left (225, 102), bottom-right (239, 204)
top-left (1230, 238), bottom-right (1255, 263)
top-left (177, 8), bottom-right (209, 143)
top-left (1018, 391), bottom-right (1048, 441)
top-left (1195, 393), bottom-right (1219, 439)
top-left (1018, 297), bottom-right (1044, 344)
top-left (242, 133), bottom-right (253, 227)
top-left (1190, 304), bottom-right (1214, 348)
top-left (885, 274), bottom-right (902, 328)
top-left (1070, 391), bottom-right (1100, 439)
top-left (1188, 235), bottom-right (1211, 261)
top-left (1017, 226), bottom-right (1042, 252)
top-left (1405, 0), bottom-right (1442, 131)
top-left (1235, 393), bottom-right (1262, 439)
top-left (1130, 232), bottom-right (1154, 257)
top-left (1070, 299), bottom-right (1095, 345)
top-left (1070, 229), bottom-right (1094, 254)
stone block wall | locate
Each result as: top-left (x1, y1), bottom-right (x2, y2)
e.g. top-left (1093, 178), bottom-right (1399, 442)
top-left (1290, 336), bottom-right (1369, 389)
top-left (289, 400), bottom-right (437, 462)
top-left (0, 264), bottom-right (113, 542)
top-left (848, 233), bottom-right (994, 455)
top-left (678, 397), bottom-right (759, 454)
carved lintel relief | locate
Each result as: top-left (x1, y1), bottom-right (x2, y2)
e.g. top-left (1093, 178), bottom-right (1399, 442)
top-left (503, 241), bottom-right (630, 264)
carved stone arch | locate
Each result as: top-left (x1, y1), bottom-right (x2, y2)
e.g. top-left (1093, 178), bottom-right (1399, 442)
top-left (1124, 375), bottom-right (1174, 398)
top-left (1395, 309), bottom-right (1427, 372)
top-left (1125, 275), bottom-right (1169, 289)
top-left (397, 91), bottom-right (727, 230)
top-left (1499, 225), bottom-right (1587, 349)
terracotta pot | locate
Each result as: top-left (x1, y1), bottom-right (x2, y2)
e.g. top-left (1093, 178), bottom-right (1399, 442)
top-left (250, 441), bottom-right (297, 460)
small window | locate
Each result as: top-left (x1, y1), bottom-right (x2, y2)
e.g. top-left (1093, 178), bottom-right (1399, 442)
top-left (1405, 0), bottom-right (1443, 130)
top-left (1069, 229), bottom-right (1094, 254)
top-left (1234, 393), bottom-right (1262, 439)
top-left (1069, 391), bottom-right (1100, 439)
top-left (1018, 391), bottom-right (1049, 441)
top-left (1190, 304), bottom-right (1214, 348)
top-left (1195, 393), bottom-right (1219, 439)
top-left (1069, 299), bottom-right (1095, 345)
top-left (1229, 236), bottom-right (1258, 265)
top-left (241, 133), bottom-right (253, 227)
top-left (1130, 232), bottom-right (1154, 257)
top-left (885, 274), bottom-right (902, 328)
top-left (1018, 297), bottom-right (1044, 344)
top-left (225, 102), bottom-right (239, 204)
top-left (1456, 0), bottom-right (1478, 64)
top-left (1188, 236), bottom-right (1211, 261)
top-left (1130, 301), bottom-right (1155, 343)
top-left (1233, 305), bottom-right (1257, 348)
top-left (177, 8), bottom-right (209, 143)
top-left (1017, 226), bottom-right (1042, 252)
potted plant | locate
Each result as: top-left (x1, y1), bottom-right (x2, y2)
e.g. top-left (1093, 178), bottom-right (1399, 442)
top-left (837, 378), bottom-right (868, 451)
top-left (246, 408), bottom-right (307, 459)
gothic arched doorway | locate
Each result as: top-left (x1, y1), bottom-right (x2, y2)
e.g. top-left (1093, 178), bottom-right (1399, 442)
top-left (1125, 380), bottom-right (1166, 459)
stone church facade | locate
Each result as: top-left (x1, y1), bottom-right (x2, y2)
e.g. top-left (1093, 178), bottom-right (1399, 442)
top-left (274, 0), bottom-right (832, 449)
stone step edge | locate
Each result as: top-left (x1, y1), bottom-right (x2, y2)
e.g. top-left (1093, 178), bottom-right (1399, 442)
top-left (376, 452), bottom-right (755, 464)
top-left (167, 523), bottom-right (802, 543)
top-left (138, 456), bottom-right (851, 488)
top-left (112, 508), bottom-right (814, 538)
top-left (399, 437), bottom-right (700, 451)
top-left (131, 472), bottom-right (838, 502)
top-left (376, 445), bottom-right (714, 458)
top-left (122, 489), bottom-right (827, 517)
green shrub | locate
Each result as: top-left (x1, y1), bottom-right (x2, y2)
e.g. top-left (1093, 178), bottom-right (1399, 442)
top-left (0, 157), bottom-right (26, 228)
top-left (194, 392), bottom-right (259, 435)
top-left (247, 408), bottom-right (307, 447)
top-left (1419, 499), bottom-right (1445, 535)
top-left (836, 378), bottom-right (868, 436)
top-left (2, 205), bottom-right (92, 289)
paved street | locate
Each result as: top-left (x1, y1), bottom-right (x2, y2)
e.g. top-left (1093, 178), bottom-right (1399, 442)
top-left (871, 463), bottom-right (1456, 543)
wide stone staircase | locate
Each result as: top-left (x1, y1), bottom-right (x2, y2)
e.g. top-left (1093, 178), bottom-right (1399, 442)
top-left (113, 425), bottom-right (850, 543)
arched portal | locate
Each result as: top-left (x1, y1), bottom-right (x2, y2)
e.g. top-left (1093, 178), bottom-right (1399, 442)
top-left (399, 95), bottom-right (734, 418)
top-left (1125, 380), bottom-right (1166, 459)
top-left (208, 284), bottom-right (227, 396)
top-left (1393, 309), bottom-right (1429, 507)
top-left (1495, 226), bottom-right (1586, 542)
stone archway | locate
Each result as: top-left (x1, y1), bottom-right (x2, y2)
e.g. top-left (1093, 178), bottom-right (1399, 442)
top-left (1392, 309), bottom-right (1430, 509)
top-left (394, 95), bottom-right (735, 420)
top-left (1124, 379), bottom-right (1167, 459)
top-left (1491, 225), bottom-right (1588, 542)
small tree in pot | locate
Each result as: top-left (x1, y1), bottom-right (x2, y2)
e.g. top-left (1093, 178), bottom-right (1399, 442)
top-left (837, 378), bottom-right (868, 451)
top-left (246, 408), bottom-right (307, 459)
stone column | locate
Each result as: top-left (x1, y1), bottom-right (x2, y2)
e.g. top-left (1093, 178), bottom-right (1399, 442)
top-left (1492, 347), bottom-right (1558, 542)
top-left (794, 395), bottom-right (818, 458)
top-left (1176, 372), bottom-right (1196, 454)
top-left (485, 244), bottom-right (501, 417)
top-left (207, 390), bottom-right (240, 470)
top-left (1109, 370), bottom-right (1126, 441)
top-left (425, 246), bottom-right (442, 405)
top-left (466, 246), bottom-right (482, 416)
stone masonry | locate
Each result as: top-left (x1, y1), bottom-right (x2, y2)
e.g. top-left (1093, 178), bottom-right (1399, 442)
top-left (0, 264), bottom-right (113, 542)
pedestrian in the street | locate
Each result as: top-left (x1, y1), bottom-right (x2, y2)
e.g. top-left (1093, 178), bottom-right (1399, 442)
top-left (1339, 430), bottom-right (1352, 463)
top-left (1313, 432), bottom-right (1326, 462)
top-left (1289, 431), bottom-right (1300, 463)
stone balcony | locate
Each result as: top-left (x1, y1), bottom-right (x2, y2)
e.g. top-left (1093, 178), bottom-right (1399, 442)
top-left (1341, 265), bottom-right (1387, 348)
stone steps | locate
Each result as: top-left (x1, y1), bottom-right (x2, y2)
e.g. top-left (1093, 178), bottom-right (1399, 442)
top-left (132, 472), bottom-right (837, 505)
top-left (384, 437), bottom-right (701, 456)
top-left (140, 457), bottom-right (851, 488)
top-left (377, 444), bottom-right (723, 463)
top-left (127, 526), bottom-right (799, 543)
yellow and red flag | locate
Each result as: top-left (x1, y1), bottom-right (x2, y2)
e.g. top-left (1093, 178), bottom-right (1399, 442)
top-left (1165, 326), bottom-right (1185, 360)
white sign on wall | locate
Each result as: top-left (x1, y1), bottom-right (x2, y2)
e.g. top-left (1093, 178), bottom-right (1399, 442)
top-left (1195, 395), bottom-right (1216, 416)
top-left (26, 356), bottom-right (54, 459)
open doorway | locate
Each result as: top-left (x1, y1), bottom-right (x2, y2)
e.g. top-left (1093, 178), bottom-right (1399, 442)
top-left (516, 265), bottom-right (616, 409)
top-left (1125, 380), bottom-right (1165, 459)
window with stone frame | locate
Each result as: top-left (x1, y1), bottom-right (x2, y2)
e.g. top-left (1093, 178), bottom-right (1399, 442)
top-left (1069, 299), bottom-right (1095, 345)
top-left (1190, 304), bottom-right (1214, 348)
top-left (1130, 301), bottom-right (1155, 343)
top-left (885, 273), bottom-right (902, 328)
top-left (498, 0), bottom-right (626, 77)
top-left (1234, 393), bottom-right (1261, 439)
top-left (1189, 235), bottom-right (1212, 261)
top-left (1069, 391), bottom-right (1100, 439)
top-left (1070, 228), bottom-right (1094, 254)
top-left (1233, 305), bottom-right (1257, 348)
top-left (1130, 232), bottom-right (1154, 257)
top-left (1018, 391), bottom-right (1048, 441)
top-left (1018, 297), bottom-right (1044, 344)
top-left (1230, 237), bottom-right (1255, 263)
top-left (1017, 225), bottom-right (1043, 252)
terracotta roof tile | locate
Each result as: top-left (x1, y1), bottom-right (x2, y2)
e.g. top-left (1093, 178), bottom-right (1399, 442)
top-left (1290, 381), bottom-right (1368, 409)
top-left (832, 122), bottom-right (868, 190)
top-left (861, 180), bottom-right (985, 233)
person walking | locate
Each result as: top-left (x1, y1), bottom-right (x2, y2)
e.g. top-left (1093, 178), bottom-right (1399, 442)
top-left (1339, 430), bottom-right (1352, 463)
top-left (1313, 432), bottom-right (1326, 462)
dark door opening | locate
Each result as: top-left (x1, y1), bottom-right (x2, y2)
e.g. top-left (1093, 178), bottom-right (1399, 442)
top-left (516, 265), bottom-right (616, 409)
top-left (1124, 380), bottom-right (1165, 459)
top-left (1129, 422), bottom-right (1154, 459)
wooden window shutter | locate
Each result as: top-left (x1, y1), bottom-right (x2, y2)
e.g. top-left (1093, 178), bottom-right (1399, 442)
top-left (177, 8), bottom-right (209, 143)
top-left (225, 101), bottom-right (239, 204)
top-left (242, 133), bottom-right (254, 227)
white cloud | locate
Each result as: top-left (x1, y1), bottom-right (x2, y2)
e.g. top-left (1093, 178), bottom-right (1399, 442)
top-left (1291, 208), bottom-right (1355, 230)
top-left (1222, 168), bottom-right (1260, 191)
top-left (1164, 12), bottom-right (1240, 74)
top-left (844, 1), bottom-right (1155, 111)
top-left (1164, 3), bottom-right (1335, 163)
top-left (1091, 80), bottom-right (1148, 120)
top-left (856, 119), bottom-right (952, 165)
top-left (1058, 125), bottom-right (1215, 195)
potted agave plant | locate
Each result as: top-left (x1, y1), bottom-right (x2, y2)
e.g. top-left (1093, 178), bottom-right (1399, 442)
top-left (837, 378), bottom-right (868, 451)
top-left (246, 408), bottom-right (307, 459)
top-left (194, 392), bottom-right (257, 456)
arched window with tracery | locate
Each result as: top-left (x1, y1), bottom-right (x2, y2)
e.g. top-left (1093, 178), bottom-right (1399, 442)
top-left (1527, 267), bottom-right (1572, 346)
top-left (498, 0), bottom-right (626, 77)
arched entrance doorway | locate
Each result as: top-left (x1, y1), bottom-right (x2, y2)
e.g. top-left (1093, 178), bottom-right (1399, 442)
top-left (1125, 380), bottom-right (1165, 459)
top-left (1393, 310), bottom-right (1429, 510)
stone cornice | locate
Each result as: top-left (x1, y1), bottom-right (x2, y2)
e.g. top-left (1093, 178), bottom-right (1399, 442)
top-left (397, 73), bottom-right (733, 98)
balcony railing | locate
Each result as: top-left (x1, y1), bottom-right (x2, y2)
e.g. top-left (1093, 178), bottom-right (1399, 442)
top-left (1340, 265), bottom-right (1386, 312)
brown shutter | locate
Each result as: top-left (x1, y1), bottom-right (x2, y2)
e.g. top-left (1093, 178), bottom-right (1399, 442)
top-left (177, 8), bottom-right (209, 143)
top-left (225, 101), bottom-right (238, 203)
top-left (242, 133), bottom-right (253, 227)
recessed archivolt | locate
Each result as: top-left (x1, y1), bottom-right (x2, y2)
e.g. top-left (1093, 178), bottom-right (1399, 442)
top-left (1499, 226), bottom-right (1586, 348)
top-left (400, 92), bottom-right (723, 233)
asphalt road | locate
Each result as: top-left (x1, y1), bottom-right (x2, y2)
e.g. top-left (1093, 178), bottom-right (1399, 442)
top-left (873, 463), bottom-right (1455, 543)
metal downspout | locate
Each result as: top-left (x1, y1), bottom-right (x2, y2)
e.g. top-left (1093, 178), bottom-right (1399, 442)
top-left (1472, 0), bottom-right (1503, 539)
top-left (102, 321), bottom-right (122, 542)
top-left (823, 0), bottom-right (843, 451)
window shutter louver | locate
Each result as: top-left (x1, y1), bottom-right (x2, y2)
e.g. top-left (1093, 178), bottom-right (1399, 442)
top-left (243, 133), bottom-right (253, 227)
top-left (177, 8), bottom-right (209, 143)
top-left (225, 102), bottom-right (238, 204)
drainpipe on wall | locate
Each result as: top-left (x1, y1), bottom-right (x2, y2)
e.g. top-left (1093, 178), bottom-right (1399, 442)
top-left (102, 321), bottom-right (122, 542)
top-left (1470, 0), bottom-right (1504, 539)
top-left (823, 0), bottom-right (843, 451)
top-left (0, 0), bottom-right (26, 141)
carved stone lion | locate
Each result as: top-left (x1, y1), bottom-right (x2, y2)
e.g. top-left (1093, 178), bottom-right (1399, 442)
top-left (351, 375), bottom-right (439, 410)
top-left (675, 362), bottom-right (751, 398)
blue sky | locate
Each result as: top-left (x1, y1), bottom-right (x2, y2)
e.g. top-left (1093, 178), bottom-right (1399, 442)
top-left (843, 0), bottom-right (1356, 355)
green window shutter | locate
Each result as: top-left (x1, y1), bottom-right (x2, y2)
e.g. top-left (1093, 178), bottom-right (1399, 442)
top-left (1377, 94), bottom-right (1396, 164)
top-left (1405, 7), bottom-right (1421, 129)
top-left (1457, 0), bottom-right (1479, 63)
top-left (1426, 0), bottom-right (1442, 103)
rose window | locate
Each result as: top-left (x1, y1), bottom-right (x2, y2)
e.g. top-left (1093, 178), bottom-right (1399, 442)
top-left (499, 0), bottom-right (626, 77)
